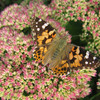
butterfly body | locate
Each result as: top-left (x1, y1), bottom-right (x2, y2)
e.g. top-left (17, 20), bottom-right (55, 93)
top-left (31, 17), bottom-right (100, 75)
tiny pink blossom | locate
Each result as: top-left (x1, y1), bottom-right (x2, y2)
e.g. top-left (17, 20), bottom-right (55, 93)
top-left (89, 0), bottom-right (93, 3)
top-left (59, 85), bottom-right (63, 88)
top-left (60, 96), bottom-right (64, 100)
top-left (28, 82), bottom-right (32, 86)
top-left (38, 92), bottom-right (42, 98)
top-left (97, 82), bottom-right (100, 85)
top-left (86, 16), bottom-right (90, 20)
top-left (66, 86), bottom-right (70, 90)
top-left (96, 33), bottom-right (99, 37)
top-left (98, 22), bottom-right (100, 25)
top-left (70, 13), bottom-right (73, 17)
top-left (87, 26), bottom-right (90, 31)
top-left (93, 30), bottom-right (95, 34)
top-left (59, 10), bottom-right (62, 13)
top-left (64, 0), bottom-right (68, 2)
top-left (78, 17), bottom-right (81, 20)
top-left (91, 11), bottom-right (95, 14)
top-left (16, 82), bottom-right (21, 86)
top-left (33, 94), bottom-right (37, 99)
top-left (25, 86), bottom-right (28, 90)
top-left (37, 85), bottom-right (41, 89)
top-left (26, 97), bottom-right (29, 100)
top-left (30, 90), bottom-right (34, 94)
top-left (94, 18), bottom-right (97, 21)
top-left (17, 93), bottom-right (21, 97)
top-left (47, 96), bottom-right (51, 100)
top-left (42, 81), bottom-right (45, 85)
top-left (94, 2), bottom-right (98, 5)
top-left (95, 25), bottom-right (97, 28)
top-left (78, 6), bottom-right (81, 10)
top-left (45, 88), bottom-right (48, 92)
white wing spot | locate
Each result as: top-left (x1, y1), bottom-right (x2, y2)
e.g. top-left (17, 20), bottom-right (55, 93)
top-left (36, 22), bottom-right (38, 24)
top-left (85, 55), bottom-right (89, 59)
top-left (44, 23), bottom-right (49, 26)
top-left (89, 62), bottom-right (92, 64)
top-left (39, 19), bottom-right (42, 22)
top-left (37, 28), bottom-right (40, 31)
top-left (92, 61), bottom-right (94, 63)
top-left (42, 25), bottom-right (45, 29)
top-left (93, 57), bottom-right (96, 60)
top-left (86, 51), bottom-right (89, 55)
top-left (67, 71), bottom-right (70, 75)
top-left (85, 61), bottom-right (88, 64)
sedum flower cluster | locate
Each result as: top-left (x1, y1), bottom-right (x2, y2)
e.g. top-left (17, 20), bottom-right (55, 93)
top-left (0, 0), bottom-right (99, 100)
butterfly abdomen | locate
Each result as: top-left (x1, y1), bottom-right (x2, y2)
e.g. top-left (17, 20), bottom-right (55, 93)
top-left (51, 48), bottom-right (60, 60)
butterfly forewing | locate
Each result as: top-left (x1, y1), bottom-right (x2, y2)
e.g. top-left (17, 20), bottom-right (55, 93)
top-left (31, 17), bottom-right (56, 46)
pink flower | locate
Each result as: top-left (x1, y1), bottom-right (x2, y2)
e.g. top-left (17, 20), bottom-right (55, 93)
top-left (97, 82), bottom-right (100, 85)
top-left (16, 82), bottom-right (21, 86)
top-left (30, 90), bottom-right (34, 93)
top-left (42, 81), bottom-right (45, 85)
top-left (17, 93), bottom-right (21, 97)
top-left (37, 85), bottom-right (41, 89)
top-left (87, 26), bottom-right (90, 31)
top-left (78, 17), bottom-right (81, 20)
top-left (66, 86), bottom-right (70, 90)
top-left (94, 18), bottom-right (97, 21)
top-left (38, 92), bottom-right (42, 98)
top-left (60, 96), bottom-right (64, 100)
top-left (47, 96), bottom-right (51, 100)
top-left (34, 86), bottom-right (37, 90)
top-left (28, 82), bottom-right (32, 86)
top-left (86, 16), bottom-right (90, 20)
top-left (94, 2), bottom-right (98, 5)
top-left (4, 82), bottom-right (9, 86)
top-left (33, 94), bottom-right (37, 99)
top-left (0, 87), bottom-right (4, 92)
top-left (59, 85), bottom-right (63, 88)
top-left (78, 6), bottom-right (81, 10)
top-left (4, 92), bottom-right (8, 96)
top-left (89, 0), bottom-right (93, 3)
top-left (96, 33), bottom-right (99, 37)
top-left (25, 86), bottom-right (28, 90)
top-left (64, 0), bottom-right (68, 2)
top-left (45, 88), bottom-right (48, 92)
top-left (70, 13), bottom-right (73, 17)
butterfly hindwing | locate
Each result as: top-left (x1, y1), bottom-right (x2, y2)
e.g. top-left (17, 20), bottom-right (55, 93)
top-left (69, 46), bottom-right (100, 70)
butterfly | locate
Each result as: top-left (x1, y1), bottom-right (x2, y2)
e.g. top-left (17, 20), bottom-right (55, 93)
top-left (31, 16), bottom-right (100, 75)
